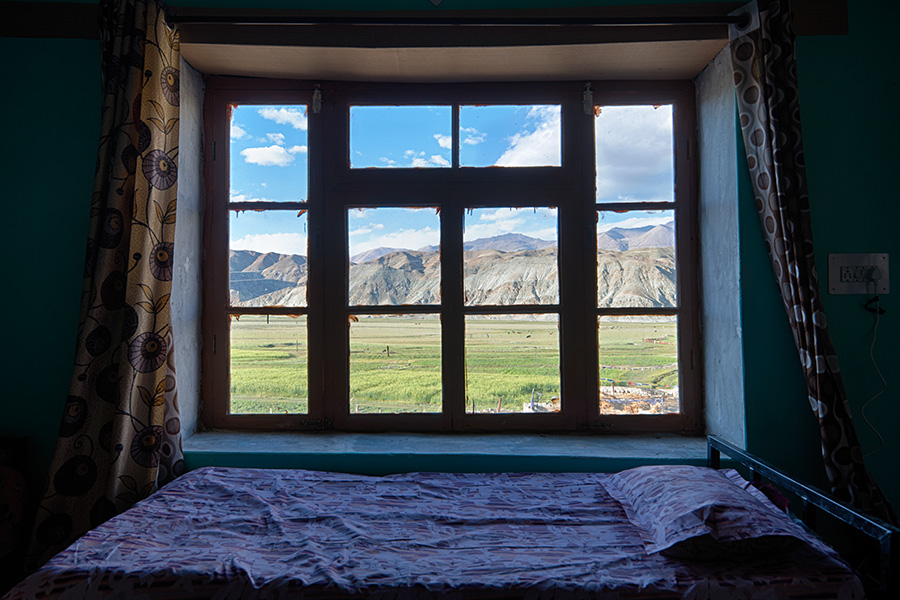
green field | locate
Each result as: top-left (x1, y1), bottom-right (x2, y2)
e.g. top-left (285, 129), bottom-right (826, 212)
top-left (230, 315), bottom-right (678, 415)
top-left (229, 315), bottom-right (309, 414)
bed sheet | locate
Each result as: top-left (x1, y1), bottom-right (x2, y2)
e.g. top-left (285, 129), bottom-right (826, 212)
top-left (5, 467), bottom-right (864, 600)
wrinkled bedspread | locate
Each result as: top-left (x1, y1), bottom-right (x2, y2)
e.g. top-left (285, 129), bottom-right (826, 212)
top-left (5, 468), bottom-right (863, 600)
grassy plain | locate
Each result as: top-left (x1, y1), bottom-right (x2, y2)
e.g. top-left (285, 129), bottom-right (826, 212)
top-left (229, 315), bottom-right (678, 415)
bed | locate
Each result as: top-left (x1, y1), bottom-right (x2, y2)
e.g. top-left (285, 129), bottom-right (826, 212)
top-left (5, 437), bottom-right (896, 600)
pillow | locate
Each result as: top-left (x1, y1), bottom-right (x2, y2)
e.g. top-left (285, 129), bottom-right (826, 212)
top-left (603, 465), bottom-right (807, 561)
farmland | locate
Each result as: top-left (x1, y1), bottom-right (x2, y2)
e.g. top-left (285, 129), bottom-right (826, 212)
top-left (230, 315), bottom-right (678, 415)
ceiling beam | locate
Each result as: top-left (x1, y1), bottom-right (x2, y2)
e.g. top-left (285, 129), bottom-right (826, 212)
top-left (0, 0), bottom-right (848, 41)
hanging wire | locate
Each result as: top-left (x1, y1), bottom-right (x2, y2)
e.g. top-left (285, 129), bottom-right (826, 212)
top-left (861, 294), bottom-right (886, 458)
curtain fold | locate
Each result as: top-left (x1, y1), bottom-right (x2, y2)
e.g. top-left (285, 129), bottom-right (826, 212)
top-left (27, 0), bottom-right (185, 569)
top-left (729, 0), bottom-right (895, 524)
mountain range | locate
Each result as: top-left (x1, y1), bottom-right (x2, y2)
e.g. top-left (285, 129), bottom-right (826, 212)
top-left (230, 222), bottom-right (676, 308)
top-left (597, 222), bottom-right (675, 251)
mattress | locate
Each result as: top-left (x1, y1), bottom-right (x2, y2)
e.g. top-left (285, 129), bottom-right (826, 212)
top-left (5, 467), bottom-right (864, 599)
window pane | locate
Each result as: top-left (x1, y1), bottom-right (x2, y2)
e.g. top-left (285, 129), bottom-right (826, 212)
top-left (595, 105), bottom-right (673, 203)
top-left (230, 105), bottom-right (308, 203)
top-left (349, 207), bottom-right (440, 306)
top-left (465, 315), bottom-right (560, 414)
top-left (597, 210), bottom-right (676, 308)
top-left (460, 105), bottom-right (561, 167)
top-left (230, 210), bottom-right (308, 307)
top-left (349, 315), bottom-right (442, 413)
top-left (350, 106), bottom-right (451, 169)
top-left (230, 315), bottom-right (307, 415)
top-left (464, 208), bottom-right (558, 306)
top-left (598, 316), bottom-right (679, 415)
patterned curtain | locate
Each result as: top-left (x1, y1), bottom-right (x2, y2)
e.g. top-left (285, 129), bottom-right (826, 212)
top-left (729, 0), bottom-right (896, 524)
top-left (27, 0), bottom-right (185, 568)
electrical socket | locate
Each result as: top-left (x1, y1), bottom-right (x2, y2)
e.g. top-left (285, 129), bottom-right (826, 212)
top-left (839, 265), bottom-right (880, 284)
top-left (828, 253), bottom-right (889, 294)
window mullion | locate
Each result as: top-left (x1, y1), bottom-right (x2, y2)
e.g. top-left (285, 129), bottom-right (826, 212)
top-left (322, 97), bottom-right (350, 429)
top-left (452, 104), bottom-right (460, 169)
top-left (441, 205), bottom-right (465, 430)
top-left (306, 89), bottom-right (326, 426)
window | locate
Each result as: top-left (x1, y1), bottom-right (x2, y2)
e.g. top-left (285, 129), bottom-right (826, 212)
top-left (202, 79), bottom-right (700, 433)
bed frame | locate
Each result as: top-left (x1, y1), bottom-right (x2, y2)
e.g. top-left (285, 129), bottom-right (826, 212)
top-left (706, 435), bottom-right (898, 599)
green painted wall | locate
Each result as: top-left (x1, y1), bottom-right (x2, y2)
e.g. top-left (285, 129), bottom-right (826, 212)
top-left (739, 0), bottom-right (900, 511)
top-left (0, 37), bottom-right (99, 496)
top-left (791, 0), bottom-right (900, 509)
top-left (1, 0), bottom-right (896, 512)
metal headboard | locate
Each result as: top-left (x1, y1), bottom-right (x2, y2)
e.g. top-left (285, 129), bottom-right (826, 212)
top-left (706, 435), bottom-right (898, 598)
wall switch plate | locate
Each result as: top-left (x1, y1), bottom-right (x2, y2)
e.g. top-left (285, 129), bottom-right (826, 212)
top-left (828, 253), bottom-right (889, 294)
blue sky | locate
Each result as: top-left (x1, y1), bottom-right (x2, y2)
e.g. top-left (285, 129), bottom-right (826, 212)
top-left (229, 103), bottom-right (674, 257)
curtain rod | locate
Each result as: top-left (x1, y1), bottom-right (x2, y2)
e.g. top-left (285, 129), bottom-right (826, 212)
top-left (168, 15), bottom-right (747, 27)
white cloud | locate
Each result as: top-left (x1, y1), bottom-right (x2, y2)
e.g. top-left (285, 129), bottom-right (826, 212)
top-left (258, 107), bottom-right (308, 130)
top-left (477, 208), bottom-right (527, 222)
top-left (464, 207), bottom-right (557, 242)
top-left (349, 223), bottom-right (385, 237)
top-left (378, 149), bottom-right (449, 168)
top-left (230, 123), bottom-right (247, 139)
top-left (288, 145), bottom-right (307, 154)
top-left (464, 209), bottom-right (525, 241)
top-left (434, 134), bottom-right (452, 149)
top-left (595, 105), bottom-right (674, 203)
top-left (229, 190), bottom-right (277, 203)
top-left (461, 127), bottom-right (486, 145)
top-left (495, 106), bottom-right (561, 167)
top-left (240, 145), bottom-right (296, 167)
top-left (266, 133), bottom-right (286, 145)
top-left (529, 227), bottom-right (558, 240)
top-left (231, 232), bottom-right (308, 256)
top-left (352, 227), bottom-right (440, 255)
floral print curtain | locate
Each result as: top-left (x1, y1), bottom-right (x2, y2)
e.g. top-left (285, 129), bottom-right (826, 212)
top-left (729, 0), bottom-right (896, 524)
top-left (27, 0), bottom-right (184, 568)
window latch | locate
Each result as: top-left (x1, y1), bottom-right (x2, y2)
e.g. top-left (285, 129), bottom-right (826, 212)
top-left (583, 83), bottom-right (593, 116)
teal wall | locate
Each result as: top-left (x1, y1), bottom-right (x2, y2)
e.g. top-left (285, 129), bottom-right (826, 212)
top-left (790, 0), bottom-right (900, 508)
top-left (0, 36), bottom-right (98, 496)
top-left (740, 0), bottom-right (900, 510)
top-left (2, 0), bottom-right (897, 512)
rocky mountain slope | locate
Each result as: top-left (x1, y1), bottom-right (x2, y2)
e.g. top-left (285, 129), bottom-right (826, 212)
top-left (231, 224), bottom-right (676, 308)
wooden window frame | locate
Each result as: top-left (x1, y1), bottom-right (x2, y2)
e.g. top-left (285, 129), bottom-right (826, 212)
top-left (202, 77), bottom-right (700, 434)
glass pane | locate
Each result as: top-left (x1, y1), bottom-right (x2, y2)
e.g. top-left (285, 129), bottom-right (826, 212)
top-left (598, 316), bottom-right (679, 415)
top-left (349, 207), bottom-right (440, 306)
top-left (597, 210), bottom-right (676, 308)
top-left (230, 314), bottom-right (307, 415)
top-left (460, 105), bottom-right (561, 167)
top-left (349, 315), bottom-right (442, 413)
top-left (464, 208), bottom-right (558, 306)
top-left (595, 105), bottom-right (673, 203)
top-left (350, 106), bottom-right (451, 169)
top-left (230, 104), bottom-right (308, 203)
top-left (465, 315), bottom-right (560, 414)
top-left (230, 210), bottom-right (308, 307)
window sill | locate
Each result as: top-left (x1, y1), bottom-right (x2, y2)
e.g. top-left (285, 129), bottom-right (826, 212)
top-left (183, 431), bottom-right (707, 474)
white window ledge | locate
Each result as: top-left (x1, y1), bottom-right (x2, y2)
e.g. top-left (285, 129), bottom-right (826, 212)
top-left (183, 432), bottom-right (708, 474)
